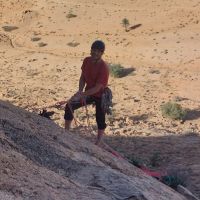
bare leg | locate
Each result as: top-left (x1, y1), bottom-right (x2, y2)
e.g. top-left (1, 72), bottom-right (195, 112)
top-left (95, 129), bottom-right (104, 145)
top-left (65, 120), bottom-right (72, 130)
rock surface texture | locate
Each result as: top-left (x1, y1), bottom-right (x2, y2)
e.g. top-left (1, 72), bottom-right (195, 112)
top-left (0, 100), bottom-right (187, 200)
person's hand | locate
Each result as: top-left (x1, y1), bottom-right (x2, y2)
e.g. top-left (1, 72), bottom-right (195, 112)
top-left (54, 100), bottom-right (67, 109)
top-left (75, 91), bottom-right (83, 97)
top-left (55, 100), bottom-right (67, 106)
top-left (70, 91), bottom-right (84, 102)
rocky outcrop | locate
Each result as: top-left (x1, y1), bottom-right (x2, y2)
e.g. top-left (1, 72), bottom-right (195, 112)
top-left (0, 100), bottom-right (187, 200)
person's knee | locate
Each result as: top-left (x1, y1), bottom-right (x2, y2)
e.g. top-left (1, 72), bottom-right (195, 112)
top-left (64, 104), bottom-right (74, 121)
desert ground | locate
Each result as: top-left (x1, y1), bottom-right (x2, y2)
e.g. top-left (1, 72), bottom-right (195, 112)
top-left (1, 0), bottom-right (200, 198)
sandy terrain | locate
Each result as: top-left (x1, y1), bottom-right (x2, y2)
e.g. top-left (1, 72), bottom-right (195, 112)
top-left (1, 0), bottom-right (200, 197)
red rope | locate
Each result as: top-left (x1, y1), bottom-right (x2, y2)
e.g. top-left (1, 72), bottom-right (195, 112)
top-left (42, 98), bottom-right (167, 179)
top-left (66, 98), bottom-right (125, 158)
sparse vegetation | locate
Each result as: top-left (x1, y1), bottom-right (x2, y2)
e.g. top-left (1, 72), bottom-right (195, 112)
top-left (149, 152), bottom-right (162, 167)
top-left (128, 156), bottom-right (143, 167)
top-left (149, 69), bottom-right (160, 74)
top-left (66, 11), bottom-right (77, 18)
top-left (122, 18), bottom-right (130, 32)
top-left (2, 25), bottom-right (19, 32)
top-left (67, 42), bottom-right (80, 47)
top-left (109, 64), bottom-right (124, 78)
top-left (161, 170), bottom-right (187, 190)
top-left (161, 102), bottom-right (187, 120)
top-left (31, 37), bottom-right (41, 42)
top-left (109, 64), bottom-right (135, 78)
top-left (38, 42), bottom-right (47, 47)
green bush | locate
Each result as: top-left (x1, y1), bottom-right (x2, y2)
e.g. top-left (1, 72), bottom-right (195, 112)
top-left (122, 18), bottom-right (130, 32)
top-left (161, 102), bottom-right (187, 120)
top-left (109, 64), bottom-right (124, 78)
top-left (161, 170), bottom-right (187, 190)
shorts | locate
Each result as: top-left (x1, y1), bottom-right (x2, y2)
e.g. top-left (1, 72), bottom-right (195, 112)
top-left (64, 96), bottom-right (106, 130)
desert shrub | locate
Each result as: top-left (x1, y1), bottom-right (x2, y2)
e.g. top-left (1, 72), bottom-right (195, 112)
top-left (161, 170), bottom-right (187, 190)
top-left (109, 64), bottom-right (135, 78)
top-left (149, 152), bottom-right (162, 167)
top-left (66, 11), bottom-right (77, 18)
top-left (2, 26), bottom-right (18, 32)
top-left (149, 69), bottom-right (160, 74)
top-left (109, 64), bottom-right (125, 78)
top-left (122, 18), bottom-right (130, 32)
top-left (38, 42), bottom-right (47, 47)
top-left (161, 102), bottom-right (187, 120)
top-left (128, 156), bottom-right (143, 167)
top-left (31, 37), bottom-right (41, 42)
top-left (67, 42), bottom-right (80, 47)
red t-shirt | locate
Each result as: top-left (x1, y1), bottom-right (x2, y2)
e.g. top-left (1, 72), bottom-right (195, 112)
top-left (81, 56), bottom-right (109, 97)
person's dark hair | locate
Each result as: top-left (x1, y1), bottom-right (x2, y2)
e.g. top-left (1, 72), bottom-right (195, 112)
top-left (91, 40), bottom-right (105, 52)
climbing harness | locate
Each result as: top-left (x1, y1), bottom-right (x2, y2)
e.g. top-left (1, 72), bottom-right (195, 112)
top-left (101, 87), bottom-right (113, 115)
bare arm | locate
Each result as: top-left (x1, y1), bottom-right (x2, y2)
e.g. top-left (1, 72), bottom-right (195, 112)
top-left (55, 72), bottom-right (86, 105)
top-left (82, 83), bottom-right (103, 96)
top-left (79, 72), bottom-right (86, 92)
